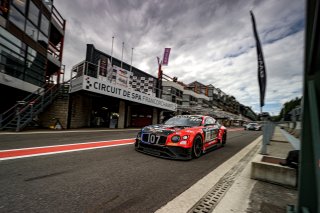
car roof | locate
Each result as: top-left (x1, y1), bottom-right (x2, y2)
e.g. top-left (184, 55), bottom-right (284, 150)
top-left (173, 115), bottom-right (207, 119)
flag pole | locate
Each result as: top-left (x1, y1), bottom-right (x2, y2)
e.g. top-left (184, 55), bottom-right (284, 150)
top-left (121, 42), bottom-right (124, 69)
top-left (110, 36), bottom-right (114, 65)
top-left (251, 10), bottom-right (267, 154)
top-left (130, 47), bottom-right (134, 72)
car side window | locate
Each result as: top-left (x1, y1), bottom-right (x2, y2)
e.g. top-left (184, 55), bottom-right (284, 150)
top-left (204, 117), bottom-right (215, 126)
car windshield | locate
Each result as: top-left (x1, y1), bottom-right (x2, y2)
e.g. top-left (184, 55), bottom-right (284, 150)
top-left (164, 116), bottom-right (202, 127)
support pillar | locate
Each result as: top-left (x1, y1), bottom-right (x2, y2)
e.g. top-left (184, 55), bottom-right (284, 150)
top-left (118, 100), bottom-right (126, 128)
top-left (126, 105), bottom-right (131, 127)
top-left (152, 108), bottom-right (158, 125)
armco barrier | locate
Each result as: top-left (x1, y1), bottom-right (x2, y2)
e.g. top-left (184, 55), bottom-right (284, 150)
top-left (260, 121), bottom-right (275, 155)
top-left (281, 121), bottom-right (301, 139)
top-left (278, 121), bottom-right (301, 139)
top-left (261, 121), bottom-right (300, 155)
top-left (278, 121), bottom-right (301, 150)
top-left (293, 121), bottom-right (301, 138)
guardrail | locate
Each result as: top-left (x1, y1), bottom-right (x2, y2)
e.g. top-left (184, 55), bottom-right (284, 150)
top-left (0, 80), bottom-right (71, 131)
top-left (52, 5), bottom-right (65, 31)
top-left (261, 121), bottom-right (275, 155)
top-left (261, 121), bottom-right (301, 155)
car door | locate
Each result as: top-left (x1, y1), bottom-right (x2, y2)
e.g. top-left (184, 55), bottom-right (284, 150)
top-left (203, 117), bottom-right (219, 149)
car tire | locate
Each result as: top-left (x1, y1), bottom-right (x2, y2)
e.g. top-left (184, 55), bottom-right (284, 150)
top-left (192, 135), bottom-right (203, 158)
top-left (222, 133), bottom-right (227, 146)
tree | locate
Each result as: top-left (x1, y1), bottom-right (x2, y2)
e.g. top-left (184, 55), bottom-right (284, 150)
top-left (276, 97), bottom-right (302, 121)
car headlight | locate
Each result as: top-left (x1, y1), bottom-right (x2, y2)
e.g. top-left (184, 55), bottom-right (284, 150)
top-left (171, 135), bottom-right (181, 142)
top-left (182, 135), bottom-right (189, 140)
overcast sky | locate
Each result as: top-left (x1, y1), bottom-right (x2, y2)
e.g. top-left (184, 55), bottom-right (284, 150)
top-left (54, 0), bottom-right (305, 115)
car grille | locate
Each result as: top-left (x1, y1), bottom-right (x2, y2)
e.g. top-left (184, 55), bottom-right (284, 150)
top-left (141, 133), bottom-right (167, 145)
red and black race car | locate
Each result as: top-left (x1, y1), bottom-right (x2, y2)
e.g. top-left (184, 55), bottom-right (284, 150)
top-left (135, 115), bottom-right (227, 160)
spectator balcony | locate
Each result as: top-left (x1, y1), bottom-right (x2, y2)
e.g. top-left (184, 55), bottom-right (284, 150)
top-left (46, 5), bottom-right (66, 78)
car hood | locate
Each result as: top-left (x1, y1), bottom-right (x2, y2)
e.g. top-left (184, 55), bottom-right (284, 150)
top-left (141, 124), bottom-right (190, 135)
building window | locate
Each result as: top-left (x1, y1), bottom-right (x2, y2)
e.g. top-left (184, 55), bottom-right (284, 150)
top-left (9, 6), bottom-right (25, 31)
top-left (38, 32), bottom-right (48, 48)
top-left (0, 0), bottom-right (10, 18)
top-left (28, 1), bottom-right (39, 25)
top-left (172, 95), bottom-right (176, 103)
top-left (25, 46), bottom-right (45, 86)
top-left (87, 63), bottom-right (97, 78)
top-left (0, 27), bottom-right (26, 56)
top-left (0, 47), bottom-right (25, 80)
top-left (26, 46), bottom-right (45, 68)
top-left (25, 20), bottom-right (38, 41)
top-left (12, 0), bottom-right (26, 14)
top-left (0, 27), bottom-right (26, 80)
top-left (40, 14), bottom-right (49, 36)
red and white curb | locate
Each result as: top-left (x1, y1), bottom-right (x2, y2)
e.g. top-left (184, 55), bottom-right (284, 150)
top-left (0, 138), bottom-right (135, 161)
top-left (0, 129), bottom-right (243, 161)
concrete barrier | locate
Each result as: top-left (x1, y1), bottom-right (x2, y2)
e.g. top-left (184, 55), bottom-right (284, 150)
top-left (251, 155), bottom-right (297, 188)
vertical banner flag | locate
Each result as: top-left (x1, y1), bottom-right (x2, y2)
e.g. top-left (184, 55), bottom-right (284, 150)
top-left (162, 48), bottom-right (171, 66)
top-left (250, 11), bottom-right (267, 107)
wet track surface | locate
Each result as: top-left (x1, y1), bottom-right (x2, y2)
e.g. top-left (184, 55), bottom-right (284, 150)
top-left (0, 129), bottom-right (261, 212)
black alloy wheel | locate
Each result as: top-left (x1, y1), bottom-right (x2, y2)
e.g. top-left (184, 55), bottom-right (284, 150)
top-left (192, 135), bottom-right (203, 158)
top-left (222, 133), bottom-right (227, 146)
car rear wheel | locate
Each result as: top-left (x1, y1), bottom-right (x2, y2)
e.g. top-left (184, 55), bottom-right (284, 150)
top-left (192, 135), bottom-right (203, 158)
top-left (222, 133), bottom-right (227, 146)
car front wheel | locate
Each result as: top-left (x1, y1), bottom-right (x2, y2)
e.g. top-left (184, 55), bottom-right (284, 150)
top-left (192, 135), bottom-right (203, 158)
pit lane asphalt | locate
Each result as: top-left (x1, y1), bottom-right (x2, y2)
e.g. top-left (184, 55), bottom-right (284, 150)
top-left (0, 129), bottom-right (261, 212)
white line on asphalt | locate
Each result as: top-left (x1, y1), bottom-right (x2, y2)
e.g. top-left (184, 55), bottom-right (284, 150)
top-left (0, 138), bottom-right (136, 152)
top-left (0, 129), bottom-right (140, 135)
top-left (155, 135), bottom-right (262, 213)
top-left (0, 142), bottom-right (134, 161)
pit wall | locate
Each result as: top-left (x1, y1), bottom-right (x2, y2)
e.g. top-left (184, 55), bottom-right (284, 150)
top-left (278, 122), bottom-right (301, 138)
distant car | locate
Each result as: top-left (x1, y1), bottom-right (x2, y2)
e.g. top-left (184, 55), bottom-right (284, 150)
top-left (135, 115), bottom-right (227, 160)
top-left (244, 123), bottom-right (262, 131)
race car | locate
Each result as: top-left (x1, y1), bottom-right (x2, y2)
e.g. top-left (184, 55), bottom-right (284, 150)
top-left (244, 123), bottom-right (262, 131)
top-left (134, 115), bottom-right (227, 160)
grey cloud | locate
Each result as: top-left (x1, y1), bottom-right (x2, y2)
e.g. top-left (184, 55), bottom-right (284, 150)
top-left (54, 0), bottom-right (304, 114)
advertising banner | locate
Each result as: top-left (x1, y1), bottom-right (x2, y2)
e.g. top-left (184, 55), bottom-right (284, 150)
top-left (69, 75), bottom-right (177, 111)
top-left (114, 66), bottom-right (131, 87)
top-left (250, 11), bottom-right (267, 107)
top-left (69, 76), bottom-right (83, 93)
top-left (162, 48), bottom-right (171, 66)
top-left (98, 57), bottom-right (113, 82)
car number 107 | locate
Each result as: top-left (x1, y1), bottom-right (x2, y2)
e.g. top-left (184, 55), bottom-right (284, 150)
top-left (148, 134), bottom-right (161, 144)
